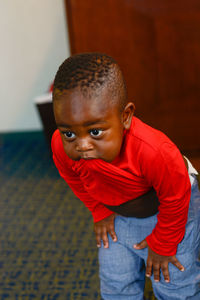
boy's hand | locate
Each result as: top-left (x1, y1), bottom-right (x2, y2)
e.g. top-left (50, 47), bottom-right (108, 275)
top-left (134, 239), bottom-right (184, 282)
top-left (94, 214), bottom-right (117, 248)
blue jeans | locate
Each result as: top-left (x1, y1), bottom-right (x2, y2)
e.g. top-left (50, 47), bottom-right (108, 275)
top-left (98, 174), bottom-right (200, 300)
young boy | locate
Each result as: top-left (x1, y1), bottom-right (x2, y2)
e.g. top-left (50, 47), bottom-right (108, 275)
top-left (51, 53), bottom-right (200, 300)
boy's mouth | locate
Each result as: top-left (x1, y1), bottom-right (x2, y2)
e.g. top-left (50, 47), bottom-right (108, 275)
top-left (81, 154), bottom-right (96, 160)
top-left (82, 156), bottom-right (95, 160)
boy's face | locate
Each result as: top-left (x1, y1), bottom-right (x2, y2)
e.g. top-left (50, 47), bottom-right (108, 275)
top-left (54, 88), bottom-right (134, 162)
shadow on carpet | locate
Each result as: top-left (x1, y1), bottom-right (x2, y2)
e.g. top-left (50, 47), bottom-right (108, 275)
top-left (0, 131), bottom-right (157, 299)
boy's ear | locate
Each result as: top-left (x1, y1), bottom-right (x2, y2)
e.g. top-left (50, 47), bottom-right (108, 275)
top-left (122, 102), bottom-right (135, 130)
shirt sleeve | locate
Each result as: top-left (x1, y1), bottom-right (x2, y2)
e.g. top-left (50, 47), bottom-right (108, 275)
top-left (51, 131), bottom-right (113, 222)
top-left (141, 142), bottom-right (191, 256)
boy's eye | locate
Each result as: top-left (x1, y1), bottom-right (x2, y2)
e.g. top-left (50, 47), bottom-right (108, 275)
top-left (63, 131), bottom-right (76, 139)
top-left (90, 129), bottom-right (103, 137)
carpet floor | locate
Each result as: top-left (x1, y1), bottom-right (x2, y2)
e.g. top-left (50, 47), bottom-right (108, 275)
top-left (0, 131), bottom-right (162, 299)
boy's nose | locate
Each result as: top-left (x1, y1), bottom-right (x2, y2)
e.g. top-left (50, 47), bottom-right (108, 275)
top-left (75, 138), bottom-right (93, 152)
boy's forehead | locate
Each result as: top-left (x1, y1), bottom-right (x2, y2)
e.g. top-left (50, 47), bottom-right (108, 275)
top-left (54, 88), bottom-right (120, 117)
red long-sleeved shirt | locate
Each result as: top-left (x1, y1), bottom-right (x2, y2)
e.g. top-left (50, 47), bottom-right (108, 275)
top-left (51, 116), bottom-right (191, 256)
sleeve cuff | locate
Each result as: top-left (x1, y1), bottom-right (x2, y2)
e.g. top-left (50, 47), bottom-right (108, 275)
top-left (92, 205), bottom-right (114, 222)
top-left (146, 233), bottom-right (178, 256)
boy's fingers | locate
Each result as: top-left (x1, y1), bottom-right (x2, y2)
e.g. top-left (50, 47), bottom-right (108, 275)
top-left (108, 225), bottom-right (117, 242)
top-left (94, 214), bottom-right (117, 248)
top-left (109, 231), bottom-right (117, 242)
top-left (153, 263), bottom-right (160, 282)
top-left (95, 231), bottom-right (101, 248)
top-left (102, 229), bottom-right (109, 248)
top-left (171, 257), bottom-right (185, 272)
top-left (161, 263), bottom-right (170, 282)
top-left (145, 258), bottom-right (153, 278)
top-left (134, 239), bottom-right (148, 250)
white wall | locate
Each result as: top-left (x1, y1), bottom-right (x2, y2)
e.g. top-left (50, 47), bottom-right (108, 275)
top-left (0, 0), bottom-right (70, 132)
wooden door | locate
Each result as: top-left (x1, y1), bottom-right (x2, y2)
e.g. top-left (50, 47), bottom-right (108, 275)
top-left (64, 0), bottom-right (200, 155)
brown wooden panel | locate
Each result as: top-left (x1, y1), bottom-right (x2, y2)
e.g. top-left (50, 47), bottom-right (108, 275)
top-left (64, 0), bottom-right (200, 154)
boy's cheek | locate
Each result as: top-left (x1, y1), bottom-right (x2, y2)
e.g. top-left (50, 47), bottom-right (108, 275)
top-left (64, 149), bottom-right (78, 161)
top-left (61, 141), bottom-right (76, 160)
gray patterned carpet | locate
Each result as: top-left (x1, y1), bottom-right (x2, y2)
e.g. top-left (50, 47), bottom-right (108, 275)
top-left (0, 131), bottom-right (156, 299)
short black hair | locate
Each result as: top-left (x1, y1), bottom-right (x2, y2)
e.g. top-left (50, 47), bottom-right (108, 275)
top-left (53, 52), bottom-right (127, 111)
